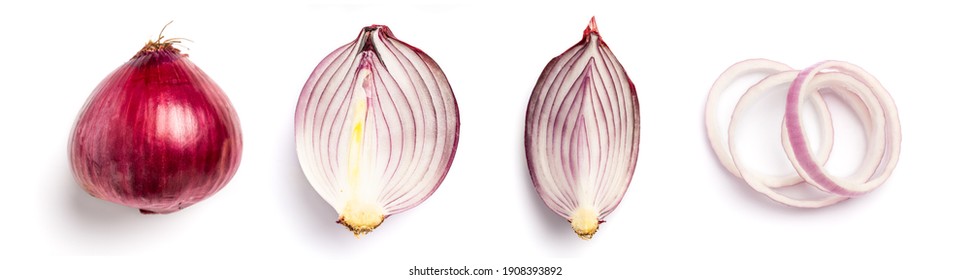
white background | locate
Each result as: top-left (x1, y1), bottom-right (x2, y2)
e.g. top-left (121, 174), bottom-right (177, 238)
top-left (1, 0), bottom-right (968, 279)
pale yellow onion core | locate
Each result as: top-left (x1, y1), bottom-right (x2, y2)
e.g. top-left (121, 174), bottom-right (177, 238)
top-left (336, 68), bottom-right (386, 237)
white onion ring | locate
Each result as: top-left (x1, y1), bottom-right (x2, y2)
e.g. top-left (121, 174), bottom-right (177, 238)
top-left (705, 59), bottom-right (835, 188)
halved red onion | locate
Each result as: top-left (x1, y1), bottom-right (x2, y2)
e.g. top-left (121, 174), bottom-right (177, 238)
top-left (295, 25), bottom-right (459, 237)
top-left (70, 28), bottom-right (242, 214)
top-left (706, 59), bottom-right (900, 208)
top-left (525, 17), bottom-right (639, 239)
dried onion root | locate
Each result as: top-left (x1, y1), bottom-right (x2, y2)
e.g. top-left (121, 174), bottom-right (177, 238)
top-left (705, 59), bottom-right (900, 208)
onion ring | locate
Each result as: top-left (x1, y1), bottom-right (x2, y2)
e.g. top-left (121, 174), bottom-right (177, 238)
top-left (706, 59), bottom-right (900, 207)
top-left (783, 61), bottom-right (901, 197)
top-left (706, 59), bottom-right (834, 188)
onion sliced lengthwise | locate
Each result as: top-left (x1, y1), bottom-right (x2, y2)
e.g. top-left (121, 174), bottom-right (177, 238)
top-left (705, 58), bottom-right (900, 208)
top-left (525, 18), bottom-right (639, 239)
top-left (295, 25), bottom-right (459, 237)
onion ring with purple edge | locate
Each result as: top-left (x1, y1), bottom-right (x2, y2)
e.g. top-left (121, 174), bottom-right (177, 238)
top-left (730, 71), bottom-right (884, 207)
top-left (782, 76), bottom-right (886, 187)
top-left (783, 61), bottom-right (901, 197)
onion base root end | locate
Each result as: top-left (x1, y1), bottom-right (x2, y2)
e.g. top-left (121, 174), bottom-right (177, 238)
top-left (337, 202), bottom-right (386, 238)
top-left (570, 207), bottom-right (601, 240)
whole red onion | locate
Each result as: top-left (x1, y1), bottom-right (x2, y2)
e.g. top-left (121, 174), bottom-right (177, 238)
top-left (69, 30), bottom-right (242, 214)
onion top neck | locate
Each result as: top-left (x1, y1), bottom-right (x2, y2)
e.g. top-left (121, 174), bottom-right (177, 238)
top-left (134, 21), bottom-right (186, 59)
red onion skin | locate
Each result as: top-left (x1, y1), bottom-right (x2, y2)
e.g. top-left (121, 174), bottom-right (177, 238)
top-left (70, 44), bottom-right (242, 214)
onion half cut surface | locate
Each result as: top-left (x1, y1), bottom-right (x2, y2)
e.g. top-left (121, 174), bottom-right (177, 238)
top-left (525, 17), bottom-right (639, 239)
top-left (296, 25), bottom-right (459, 237)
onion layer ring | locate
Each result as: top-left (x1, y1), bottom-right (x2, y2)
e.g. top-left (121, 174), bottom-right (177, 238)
top-left (706, 59), bottom-right (900, 208)
top-left (783, 61), bottom-right (901, 197)
top-left (706, 59), bottom-right (834, 188)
